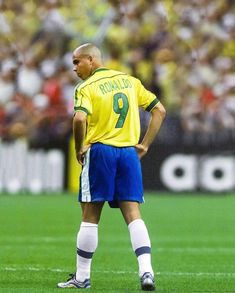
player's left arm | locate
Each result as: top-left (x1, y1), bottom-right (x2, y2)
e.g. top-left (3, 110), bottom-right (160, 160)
top-left (73, 111), bottom-right (90, 165)
top-left (136, 101), bottom-right (166, 159)
top-left (73, 86), bottom-right (92, 164)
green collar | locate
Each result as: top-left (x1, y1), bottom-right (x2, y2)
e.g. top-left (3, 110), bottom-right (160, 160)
top-left (92, 67), bottom-right (109, 75)
top-left (81, 68), bottom-right (109, 83)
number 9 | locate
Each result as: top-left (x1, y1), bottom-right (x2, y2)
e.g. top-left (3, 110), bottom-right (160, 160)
top-left (113, 93), bottom-right (129, 128)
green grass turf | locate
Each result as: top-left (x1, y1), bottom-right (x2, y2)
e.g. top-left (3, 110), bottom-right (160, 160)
top-left (0, 192), bottom-right (235, 292)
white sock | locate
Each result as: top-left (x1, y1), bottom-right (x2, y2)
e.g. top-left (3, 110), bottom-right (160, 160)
top-left (76, 222), bottom-right (98, 282)
top-left (128, 219), bottom-right (154, 277)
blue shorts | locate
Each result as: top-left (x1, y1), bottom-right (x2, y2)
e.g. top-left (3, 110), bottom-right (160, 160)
top-left (78, 143), bottom-right (144, 208)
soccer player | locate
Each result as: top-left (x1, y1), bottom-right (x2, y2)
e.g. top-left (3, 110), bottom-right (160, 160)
top-left (57, 43), bottom-right (166, 291)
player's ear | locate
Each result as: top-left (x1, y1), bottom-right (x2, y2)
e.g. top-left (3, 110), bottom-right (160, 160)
top-left (88, 55), bottom-right (93, 62)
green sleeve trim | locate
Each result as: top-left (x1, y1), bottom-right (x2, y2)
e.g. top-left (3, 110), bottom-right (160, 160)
top-left (145, 98), bottom-right (159, 112)
top-left (74, 106), bottom-right (89, 114)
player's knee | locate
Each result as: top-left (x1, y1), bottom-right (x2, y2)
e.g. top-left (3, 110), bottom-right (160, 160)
top-left (119, 202), bottom-right (142, 225)
top-left (124, 213), bottom-right (142, 225)
top-left (82, 202), bottom-right (104, 224)
top-left (82, 212), bottom-right (101, 224)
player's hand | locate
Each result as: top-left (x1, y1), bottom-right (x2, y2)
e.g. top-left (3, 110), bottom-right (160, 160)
top-left (135, 144), bottom-right (148, 159)
top-left (76, 144), bottom-right (91, 165)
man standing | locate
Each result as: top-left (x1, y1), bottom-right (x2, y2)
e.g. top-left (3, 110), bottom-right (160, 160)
top-left (57, 43), bottom-right (166, 291)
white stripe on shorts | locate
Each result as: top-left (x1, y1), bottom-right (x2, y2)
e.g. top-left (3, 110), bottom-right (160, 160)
top-left (80, 148), bottom-right (91, 202)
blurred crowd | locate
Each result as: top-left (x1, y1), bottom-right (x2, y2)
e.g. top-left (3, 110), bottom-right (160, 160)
top-left (0, 0), bottom-right (235, 148)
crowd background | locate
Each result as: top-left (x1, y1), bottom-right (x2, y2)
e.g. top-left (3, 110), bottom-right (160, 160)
top-left (0, 0), bottom-right (235, 150)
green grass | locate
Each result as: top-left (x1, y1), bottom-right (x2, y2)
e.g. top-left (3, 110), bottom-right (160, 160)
top-left (0, 193), bottom-right (235, 292)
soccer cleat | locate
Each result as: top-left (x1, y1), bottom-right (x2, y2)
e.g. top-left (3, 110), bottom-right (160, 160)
top-left (140, 272), bottom-right (155, 291)
top-left (57, 273), bottom-right (91, 289)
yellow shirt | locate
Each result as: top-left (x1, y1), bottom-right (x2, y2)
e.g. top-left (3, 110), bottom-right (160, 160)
top-left (74, 68), bottom-right (159, 147)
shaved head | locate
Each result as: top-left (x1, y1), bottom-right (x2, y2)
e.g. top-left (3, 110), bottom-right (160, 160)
top-left (73, 43), bottom-right (102, 62)
top-left (72, 43), bottom-right (103, 80)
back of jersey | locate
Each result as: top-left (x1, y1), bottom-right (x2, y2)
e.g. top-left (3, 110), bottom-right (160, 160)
top-left (74, 68), bottom-right (158, 147)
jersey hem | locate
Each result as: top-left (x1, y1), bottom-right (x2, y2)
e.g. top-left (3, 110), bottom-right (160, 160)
top-left (86, 141), bottom-right (137, 148)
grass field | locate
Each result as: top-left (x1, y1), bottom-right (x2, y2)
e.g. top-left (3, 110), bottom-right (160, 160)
top-left (0, 193), bottom-right (235, 293)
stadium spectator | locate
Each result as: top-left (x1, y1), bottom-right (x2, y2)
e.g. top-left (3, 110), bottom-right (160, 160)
top-left (17, 53), bottom-right (43, 98)
top-left (0, 59), bottom-right (17, 106)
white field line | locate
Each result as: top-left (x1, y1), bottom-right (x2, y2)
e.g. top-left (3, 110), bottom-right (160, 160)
top-left (1, 267), bottom-right (235, 277)
top-left (1, 236), bottom-right (235, 243)
top-left (157, 247), bottom-right (235, 253)
top-left (1, 245), bottom-right (235, 254)
top-left (0, 236), bottom-right (75, 243)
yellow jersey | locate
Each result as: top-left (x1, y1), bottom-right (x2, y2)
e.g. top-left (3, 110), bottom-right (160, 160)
top-left (74, 68), bottom-right (159, 147)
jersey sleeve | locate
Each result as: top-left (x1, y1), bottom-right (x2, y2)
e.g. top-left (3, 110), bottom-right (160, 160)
top-left (135, 78), bottom-right (159, 112)
top-left (73, 85), bottom-right (92, 115)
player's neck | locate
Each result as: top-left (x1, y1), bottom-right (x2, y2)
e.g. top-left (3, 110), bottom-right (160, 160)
top-left (91, 64), bottom-right (104, 74)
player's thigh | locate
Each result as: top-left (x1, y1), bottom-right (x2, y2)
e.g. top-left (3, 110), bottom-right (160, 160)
top-left (80, 202), bottom-right (105, 224)
top-left (119, 201), bottom-right (142, 225)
